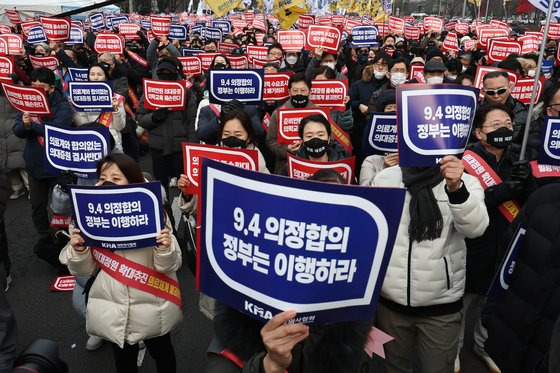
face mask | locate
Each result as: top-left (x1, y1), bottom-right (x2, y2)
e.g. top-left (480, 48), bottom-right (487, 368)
top-left (101, 181), bottom-right (117, 186)
top-left (374, 70), bottom-right (386, 80)
top-left (357, 54), bottom-right (368, 64)
top-left (390, 72), bottom-right (407, 86)
top-left (291, 94), bottom-right (309, 108)
top-left (427, 76), bottom-right (444, 84)
top-left (448, 75), bottom-right (457, 81)
top-left (462, 65), bottom-right (467, 72)
top-left (484, 126), bottom-right (513, 148)
top-left (213, 63), bottom-right (226, 69)
top-left (528, 69), bottom-right (536, 77)
top-left (158, 72), bottom-right (177, 81)
top-left (221, 136), bottom-right (248, 149)
top-left (286, 55), bottom-right (298, 65)
top-left (323, 62), bottom-right (336, 70)
top-left (304, 137), bottom-right (328, 157)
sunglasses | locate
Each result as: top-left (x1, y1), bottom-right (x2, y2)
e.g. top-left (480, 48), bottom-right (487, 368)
top-left (484, 87), bottom-right (508, 96)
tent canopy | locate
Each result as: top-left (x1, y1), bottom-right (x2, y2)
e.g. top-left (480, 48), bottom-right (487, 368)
top-left (0, 0), bottom-right (120, 24)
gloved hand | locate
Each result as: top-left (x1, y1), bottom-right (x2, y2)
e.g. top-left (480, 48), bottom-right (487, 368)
top-left (220, 99), bottom-right (243, 117)
top-left (504, 180), bottom-right (523, 194)
top-left (510, 160), bottom-right (532, 183)
top-left (56, 172), bottom-right (78, 193)
top-left (152, 108), bottom-right (169, 123)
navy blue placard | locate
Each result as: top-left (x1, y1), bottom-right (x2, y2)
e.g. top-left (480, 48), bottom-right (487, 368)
top-left (89, 13), bottom-right (104, 31)
top-left (199, 158), bottom-right (406, 324)
top-left (209, 69), bottom-right (264, 105)
top-left (397, 84), bottom-right (479, 166)
top-left (110, 16), bottom-right (129, 29)
top-left (44, 124), bottom-right (110, 178)
top-left (27, 26), bottom-right (47, 44)
top-left (487, 225), bottom-right (526, 299)
top-left (169, 24), bottom-right (187, 40)
top-left (191, 25), bottom-right (203, 35)
top-left (542, 60), bottom-right (554, 76)
top-left (350, 26), bottom-right (379, 48)
top-left (140, 20), bottom-right (151, 30)
top-left (181, 48), bottom-right (202, 56)
top-left (69, 181), bottom-right (164, 250)
top-left (362, 113), bottom-right (397, 156)
top-left (203, 27), bottom-right (223, 41)
top-left (66, 26), bottom-right (84, 45)
top-left (69, 82), bottom-right (113, 112)
top-left (538, 117), bottom-right (560, 166)
top-left (67, 67), bottom-right (89, 82)
top-left (211, 20), bottom-right (231, 35)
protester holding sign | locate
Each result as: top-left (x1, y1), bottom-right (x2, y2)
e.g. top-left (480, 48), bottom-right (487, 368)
top-left (305, 47), bottom-right (345, 81)
top-left (146, 36), bottom-right (181, 78)
top-left (62, 153), bottom-right (182, 373)
top-left (312, 66), bottom-right (353, 132)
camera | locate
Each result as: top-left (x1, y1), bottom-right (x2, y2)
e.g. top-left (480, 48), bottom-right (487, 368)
top-left (12, 339), bottom-right (68, 373)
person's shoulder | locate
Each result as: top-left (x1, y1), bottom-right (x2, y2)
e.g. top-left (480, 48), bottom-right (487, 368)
top-left (372, 165), bottom-right (402, 186)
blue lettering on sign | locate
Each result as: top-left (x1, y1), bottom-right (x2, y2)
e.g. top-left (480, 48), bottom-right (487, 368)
top-left (69, 181), bottom-right (163, 250)
top-left (362, 114), bottom-right (397, 156)
top-left (212, 20), bottom-right (231, 35)
top-left (397, 84), bottom-right (479, 166)
top-left (209, 69), bottom-right (264, 105)
top-left (169, 24), bottom-right (187, 41)
top-left (487, 226), bottom-right (526, 299)
top-left (542, 60), bottom-right (554, 76)
top-left (110, 16), bottom-right (129, 28)
top-left (69, 82), bottom-right (113, 112)
top-left (538, 117), bottom-right (560, 166)
top-left (89, 13), bottom-right (104, 31)
top-left (191, 25), bottom-right (203, 35)
top-left (203, 27), bottom-right (223, 42)
top-left (199, 158), bottom-right (405, 324)
top-left (67, 67), bottom-right (89, 82)
top-left (65, 27), bottom-right (83, 45)
top-left (181, 48), bottom-right (202, 56)
top-left (44, 124), bottom-right (110, 178)
top-left (141, 20), bottom-right (151, 30)
top-left (350, 26), bottom-right (379, 48)
top-left (27, 26), bottom-right (47, 44)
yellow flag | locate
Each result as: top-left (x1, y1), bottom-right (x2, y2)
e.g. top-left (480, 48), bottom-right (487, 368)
top-left (337, 0), bottom-right (353, 10)
top-left (205, 0), bottom-right (243, 17)
top-left (274, 0), bottom-right (306, 11)
top-left (274, 5), bottom-right (306, 29)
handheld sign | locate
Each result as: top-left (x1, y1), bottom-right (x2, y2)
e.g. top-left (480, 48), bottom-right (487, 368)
top-left (69, 82), bottom-right (113, 112)
top-left (203, 27), bottom-right (223, 41)
top-left (487, 39), bottom-right (522, 63)
top-left (21, 21), bottom-right (41, 36)
top-left (27, 26), bottom-right (47, 44)
top-left (362, 113), bottom-right (398, 156)
top-left (473, 66), bottom-right (518, 99)
top-left (118, 23), bottom-right (141, 39)
top-left (246, 45), bottom-right (268, 62)
top-left (94, 34), bottom-right (124, 54)
top-left (397, 84), bottom-right (478, 166)
top-left (40, 17), bottom-right (71, 42)
top-left (310, 79), bottom-right (348, 111)
top-left (276, 30), bottom-right (306, 52)
top-left (538, 117), bottom-right (560, 167)
top-left (277, 108), bottom-right (331, 144)
top-left (69, 182), bottom-right (164, 250)
top-left (142, 79), bottom-right (186, 111)
top-left (44, 124), bottom-right (110, 178)
top-left (5, 10), bottom-right (21, 24)
top-left (511, 77), bottom-right (544, 105)
top-left (182, 143), bottom-right (259, 194)
top-left (67, 67), bottom-right (89, 82)
top-left (29, 55), bottom-right (58, 70)
top-left (388, 16), bottom-right (405, 34)
top-left (442, 32), bottom-right (458, 52)
top-left (350, 26), bottom-right (378, 48)
top-left (1, 82), bottom-right (51, 116)
top-left (150, 16), bottom-right (171, 36)
top-left (198, 158), bottom-right (406, 324)
top-left (217, 42), bottom-right (238, 54)
top-left (0, 56), bottom-right (13, 77)
top-left (423, 17), bottom-right (443, 32)
top-left (410, 65), bottom-right (425, 82)
top-left (89, 13), bottom-right (105, 31)
top-left (212, 20), bottom-right (231, 35)
top-left (65, 27), bottom-right (84, 45)
top-left (518, 35), bottom-right (539, 54)
top-left (178, 56), bottom-right (202, 76)
top-left (305, 25), bottom-right (341, 55)
top-left (209, 69), bottom-right (264, 105)
top-left (405, 27), bottom-right (420, 40)
top-left (169, 24), bottom-right (187, 41)
top-left (0, 34), bottom-right (22, 55)
top-left (478, 28), bottom-right (509, 48)
top-left (229, 56), bottom-right (249, 70)
top-left (197, 52), bottom-right (219, 70)
top-left (298, 15), bottom-right (314, 30)
top-left (287, 154), bottom-right (356, 184)
top-left (263, 73), bottom-right (292, 101)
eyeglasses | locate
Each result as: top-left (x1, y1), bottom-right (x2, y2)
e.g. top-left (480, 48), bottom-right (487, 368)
top-left (483, 121), bottom-right (513, 130)
top-left (290, 88), bottom-right (309, 94)
top-left (483, 87), bottom-right (508, 96)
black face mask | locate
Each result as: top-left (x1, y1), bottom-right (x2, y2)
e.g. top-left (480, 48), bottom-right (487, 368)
top-left (101, 181), bottom-right (117, 186)
top-left (291, 94), bottom-right (309, 108)
top-left (213, 63), bottom-right (226, 69)
top-left (304, 137), bottom-right (328, 157)
top-left (357, 54), bottom-right (368, 64)
top-left (484, 126), bottom-right (513, 148)
top-left (221, 136), bottom-right (247, 149)
top-left (158, 72), bottom-right (177, 81)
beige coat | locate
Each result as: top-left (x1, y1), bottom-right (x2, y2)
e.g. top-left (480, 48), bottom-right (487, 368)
top-left (60, 222), bottom-right (183, 348)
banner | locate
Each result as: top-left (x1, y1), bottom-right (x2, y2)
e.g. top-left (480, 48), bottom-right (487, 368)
top-left (305, 25), bottom-right (342, 55)
top-left (423, 16), bottom-right (443, 32)
top-left (309, 79), bottom-right (348, 111)
top-left (40, 17), bottom-right (71, 42)
top-left (350, 26), bottom-right (378, 48)
top-left (94, 34), bottom-right (124, 54)
top-left (511, 77), bottom-right (544, 105)
top-left (126, 50), bottom-right (148, 67)
top-left (182, 143), bottom-right (259, 194)
top-left (528, 0), bottom-right (560, 19)
top-left (276, 30), bottom-right (306, 52)
top-left (0, 56), bottom-right (13, 77)
top-left (263, 72), bottom-right (291, 101)
top-left (397, 84), bottom-right (478, 166)
top-left (1, 82), bottom-right (51, 116)
top-left (209, 69), bottom-right (264, 105)
top-left (277, 107), bottom-right (330, 144)
top-left (150, 16), bottom-right (171, 36)
top-left (68, 182), bottom-right (164, 250)
top-left (89, 13), bottom-right (105, 31)
top-left (5, 10), bottom-right (21, 24)
top-left (44, 124), bottom-right (110, 178)
top-left (205, 0), bottom-right (243, 17)
top-left (473, 66), bottom-right (518, 99)
top-left (362, 113), bottom-right (397, 156)
top-left (178, 56), bottom-right (202, 76)
top-left (388, 16), bottom-right (404, 34)
top-left (287, 154), bottom-right (355, 184)
top-left (67, 67), bottom-right (89, 82)
top-left (442, 32), bottom-right (458, 52)
top-left (538, 117), bottom-right (560, 167)
top-left (487, 39), bottom-right (522, 63)
top-left (169, 25), bottom-right (188, 41)
top-left (27, 26), bottom-right (47, 44)
top-left (69, 82), bottom-right (113, 112)
top-left (198, 158), bottom-right (406, 323)
top-left (142, 79), bottom-right (186, 111)
top-left (486, 225), bottom-right (526, 299)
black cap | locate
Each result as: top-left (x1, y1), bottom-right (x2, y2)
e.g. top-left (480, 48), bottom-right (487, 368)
top-left (424, 59), bottom-right (446, 72)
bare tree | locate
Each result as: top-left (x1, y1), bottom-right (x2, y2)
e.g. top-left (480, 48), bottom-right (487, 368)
top-left (442, 0), bottom-right (463, 18)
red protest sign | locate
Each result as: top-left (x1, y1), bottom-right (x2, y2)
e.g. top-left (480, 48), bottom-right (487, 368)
top-left (332, 15), bottom-right (345, 27)
top-left (317, 17), bottom-right (332, 26)
top-left (94, 34), bottom-right (124, 54)
top-left (0, 26), bottom-right (11, 34)
top-left (444, 21), bottom-right (457, 31)
top-left (388, 16), bottom-right (405, 34)
top-left (287, 155), bottom-right (355, 184)
top-left (150, 16), bottom-right (171, 36)
top-left (1, 82), bottom-right (51, 116)
top-left (478, 28), bottom-right (509, 47)
top-left (21, 21), bottom-right (40, 36)
top-left (524, 31), bottom-right (544, 43)
top-left (0, 56), bottom-right (13, 76)
top-left (344, 19), bottom-right (361, 33)
top-left (263, 72), bottom-right (292, 101)
top-left (490, 19), bottom-right (509, 29)
top-left (530, 161), bottom-right (560, 178)
top-left (305, 25), bottom-right (341, 55)
top-left (376, 23), bottom-right (389, 37)
top-left (178, 56), bottom-right (202, 76)
top-left (40, 17), bottom-right (71, 42)
top-left (423, 17), bottom-right (443, 32)
top-left (118, 23), bottom-right (141, 40)
top-left (442, 32), bottom-right (459, 52)
top-left (232, 19), bottom-right (247, 30)
top-left (298, 15), bottom-right (315, 30)
top-left (0, 34), bottom-right (22, 55)
top-left (464, 39), bottom-right (477, 51)
top-left (246, 45), bottom-right (268, 62)
top-left (277, 107), bottom-right (330, 144)
top-left (182, 143), bottom-right (259, 194)
top-left (511, 77), bottom-right (544, 105)
top-left (310, 79), bottom-right (348, 111)
top-left (243, 12), bottom-right (254, 23)
top-left (276, 30), bottom-right (306, 52)
top-left (143, 79), bottom-right (186, 111)
top-left (405, 27), bottom-right (420, 40)
top-left (50, 275), bottom-right (75, 292)
top-left (473, 66), bottom-right (518, 99)
top-left (29, 55), bottom-right (59, 70)
top-left (518, 35), bottom-right (539, 54)
top-left (197, 52), bottom-right (219, 71)
top-left (253, 58), bottom-right (280, 69)
top-left (410, 65), bottom-right (425, 82)
top-left (5, 10), bottom-right (20, 24)
top-left (217, 42), bottom-right (237, 54)
top-left (455, 22), bottom-right (469, 34)
top-left (543, 24), bottom-right (560, 39)
top-left (229, 56), bottom-right (249, 69)
top-left (487, 39), bottom-right (521, 63)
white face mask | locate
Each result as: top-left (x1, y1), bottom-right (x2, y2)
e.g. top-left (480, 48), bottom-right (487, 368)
top-left (390, 72), bottom-right (407, 86)
top-left (528, 69), bottom-right (536, 78)
top-left (374, 70), bottom-right (387, 80)
top-left (323, 62), bottom-right (336, 70)
top-left (427, 76), bottom-right (444, 84)
top-left (448, 75), bottom-right (457, 81)
top-left (461, 65), bottom-right (467, 72)
top-left (286, 55), bottom-right (298, 65)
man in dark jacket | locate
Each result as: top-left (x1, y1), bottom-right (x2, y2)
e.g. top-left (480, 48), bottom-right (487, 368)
top-left (12, 67), bottom-right (72, 272)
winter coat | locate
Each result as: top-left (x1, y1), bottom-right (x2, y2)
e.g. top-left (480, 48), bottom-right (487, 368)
top-left (60, 220), bottom-right (183, 348)
top-left (330, 107), bottom-right (353, 132)
top-left (136, 88), bottom-right (198, 155)
top-left (146, 39), bottom-right (181, 78)
top-left (73, 97), bottom-right (126, 150)
top-left (359, 155), bottom-right (386, 186)
top-left (372, 167), bottom-right (489, 313)
top-left (0, 95), bottom-right (24, 171)
top-left (12, 87), bottom-right (73, 179)
top-left (482, 183), bottom-right (560, 373)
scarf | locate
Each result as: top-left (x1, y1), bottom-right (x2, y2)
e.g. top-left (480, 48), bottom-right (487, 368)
top-left (401, 166), bottom-right (444, 242)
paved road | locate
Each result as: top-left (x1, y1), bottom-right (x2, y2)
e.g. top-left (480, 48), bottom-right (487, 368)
top-left (3, 156), bottom-right (490, 372)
